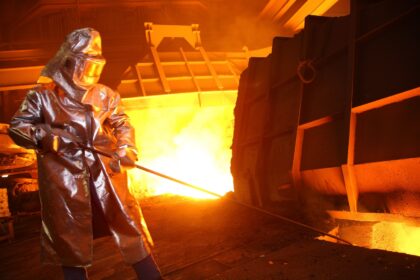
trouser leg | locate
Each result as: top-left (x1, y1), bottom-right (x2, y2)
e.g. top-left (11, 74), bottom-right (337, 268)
top-left (62, 266), bottom-right (88, 280)
top-left (132, 255), bottom-right (162, 280)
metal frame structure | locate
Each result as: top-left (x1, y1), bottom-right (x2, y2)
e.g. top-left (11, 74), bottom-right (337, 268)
top-left (118, 23), bottom-right (244, 97)
top-left (293, 0), bottom-right (419, 215)
top-left (232, 1), bottom-right (419, 219)
top-left (292, 87), bottom-right (420, 213)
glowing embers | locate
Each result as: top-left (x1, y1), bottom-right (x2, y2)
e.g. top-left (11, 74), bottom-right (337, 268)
top-left (319, 216), bottom-right (420, 257)
top-left (126, 93), bottom-right (235, 199)
top-left (371, 222), bottom-right (420, 257)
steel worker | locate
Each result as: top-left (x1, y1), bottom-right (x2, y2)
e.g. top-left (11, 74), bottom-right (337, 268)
top-left (8, 28), bottom-right (162, 280)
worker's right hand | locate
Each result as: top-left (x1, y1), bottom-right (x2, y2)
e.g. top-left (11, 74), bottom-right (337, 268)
top-left (35, 124), bottom-right (81, 153)
top-left (109, 147), bottom-right (138, 173)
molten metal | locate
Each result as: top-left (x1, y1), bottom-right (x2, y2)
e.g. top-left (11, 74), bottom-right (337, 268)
top-left (371, 222), bottom-right (420, 257)
top-left (124, 92), bottom-right (236, 199)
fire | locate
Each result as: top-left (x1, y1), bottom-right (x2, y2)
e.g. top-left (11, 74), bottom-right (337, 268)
top-left (371, 222), bottom-right (420, 257)
top-left (125, 93), bottom-right (236, 199)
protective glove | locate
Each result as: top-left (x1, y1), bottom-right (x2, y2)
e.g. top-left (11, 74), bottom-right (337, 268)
top-left (35, 124), bottom-right (80, 153)
top-left (109, 147), bottom-right (138, 173)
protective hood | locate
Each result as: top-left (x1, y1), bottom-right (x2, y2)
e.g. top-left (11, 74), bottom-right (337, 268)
top-left (41, 27), bottom-right (106, 101)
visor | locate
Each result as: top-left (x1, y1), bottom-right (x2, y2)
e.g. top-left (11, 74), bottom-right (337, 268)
top-left (73, 55), bottom-right (106, 87)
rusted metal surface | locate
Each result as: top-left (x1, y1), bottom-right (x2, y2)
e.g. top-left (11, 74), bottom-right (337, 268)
top-left (328, 210), bottom-right (420, 224)
top-left (232, 1), bottom-right (419, 217)
top-left (353, 1), bottom-right (419, 106)
top-left (301, 158), bottom-right (420, 195)
top-left (353, 158), bottom-right (420, 194)
top-left (231, 57), bottom-right (272, 206)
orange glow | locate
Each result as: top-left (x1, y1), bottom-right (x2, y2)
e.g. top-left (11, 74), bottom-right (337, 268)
top-left (370, 222), bottom-right (420, 257)
top-left (125, 93), bottom-right (235, 199)
top-left (320, 219), bottom-right (420, 257)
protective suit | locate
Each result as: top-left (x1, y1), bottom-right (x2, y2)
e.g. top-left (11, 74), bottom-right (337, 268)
top-left (8, 28), bottom-right (153, 267)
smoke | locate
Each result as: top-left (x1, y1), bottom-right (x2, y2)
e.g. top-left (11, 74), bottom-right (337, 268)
top-left (202, 14), bottom-right (286, 51)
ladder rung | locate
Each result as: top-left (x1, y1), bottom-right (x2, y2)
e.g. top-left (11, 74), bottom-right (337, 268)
top-left (166, 76), bottom-right (193, 81)
top-left (141, 78), bottom-right (160, 83)
top-left (194, 75), bottom-right (214, 79)
top-left (120, 79), bottom-right (138, 83)
top-left (161, 61), bottom-right (186, 66)
top-left (137, 62), bottom-right (154, 67)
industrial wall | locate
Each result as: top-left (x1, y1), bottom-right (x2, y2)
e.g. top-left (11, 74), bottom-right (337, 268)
top-left (231, 0), bottom-right (420, 218)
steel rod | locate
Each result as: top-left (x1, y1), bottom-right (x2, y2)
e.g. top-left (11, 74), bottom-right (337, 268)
top-left (84, 144), bottom-right (353, 245)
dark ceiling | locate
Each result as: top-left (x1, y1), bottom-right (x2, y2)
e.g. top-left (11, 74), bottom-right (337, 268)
top-left (0, 0), bottom-right (349, 88)
top-left (0, 0), bottom-right (349, 54)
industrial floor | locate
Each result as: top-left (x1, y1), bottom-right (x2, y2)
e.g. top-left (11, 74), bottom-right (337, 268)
top-left (1, 195), bottom-right (420, 280)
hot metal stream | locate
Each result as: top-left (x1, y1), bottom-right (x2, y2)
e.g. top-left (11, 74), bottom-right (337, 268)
top-left (85, 144), bottom-right (352, 245)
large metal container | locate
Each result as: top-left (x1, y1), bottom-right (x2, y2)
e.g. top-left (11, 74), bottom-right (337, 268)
top-left (232, 0), bottom-right (420, 218)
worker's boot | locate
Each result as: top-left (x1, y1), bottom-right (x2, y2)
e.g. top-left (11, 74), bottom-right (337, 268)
top-left (132, 255), bottom-right (163, 280)
top-left (62, 266), bottom-right (88, 280)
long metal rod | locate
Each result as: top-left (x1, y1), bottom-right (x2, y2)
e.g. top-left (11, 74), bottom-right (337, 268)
top-left (84, 144), bottom-right (352, 245)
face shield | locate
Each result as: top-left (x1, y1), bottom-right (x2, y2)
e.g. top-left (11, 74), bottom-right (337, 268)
top-left (41, 28), bottom-right (107, 94)
top-left (72, 54), bottom-right (106, 87)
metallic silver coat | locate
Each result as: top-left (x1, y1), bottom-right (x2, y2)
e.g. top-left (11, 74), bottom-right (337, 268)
top-left (8, 28), bottom-right (152, 267)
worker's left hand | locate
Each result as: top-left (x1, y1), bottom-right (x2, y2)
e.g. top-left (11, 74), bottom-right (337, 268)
top-left (109, 147), bottom-right (138, 173)
top-left (35, 124), bottom-right (81, 154)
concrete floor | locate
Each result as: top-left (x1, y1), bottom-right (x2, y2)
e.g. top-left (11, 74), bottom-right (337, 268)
top-left (1, 195), bottom-right (420, 279)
